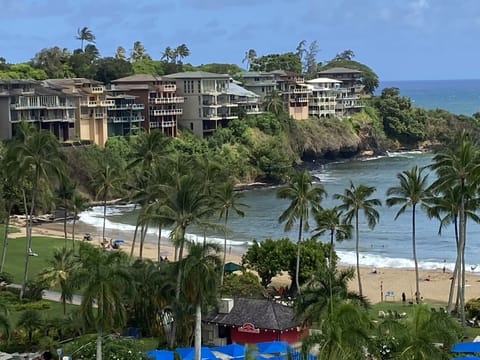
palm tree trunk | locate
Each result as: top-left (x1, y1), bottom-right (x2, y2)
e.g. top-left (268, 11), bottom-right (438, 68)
top-left (63, 201), bottom-right (68, 241)
top-left (295, 217), bottom-right (303, 294)
top-left (102, 198), bottom-right (107, 243)
top-left (130, 220), bottom-right (140, 257)
top-left (170, 226), bottom-right (186, 348)
top-left (194, 303), bottom-right (202, 360)
top-left (72, 213), bottom-right (77, 252)
top-left (412, 207), bottom-right (420, 304)
top-left (97, 325), bottom-right (103, 360)
top-left (139, 224), bottom-right (148, 259)
top-left (355, 212), bottom-right (362, 297)
top-left (220, 211), bottom-right (229, 286)
top-left (447, 219), bottom-right (460, 312)
top-left (157, 224), bottom-right (162, 263)
top-left (0, 207), bottom-right (11, 272)
top-left (459, 185), bottom-right (466, 332)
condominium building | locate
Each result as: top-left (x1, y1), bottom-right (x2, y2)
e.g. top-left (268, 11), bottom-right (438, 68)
top-left (105, 91), bottom-right (145, 137)
top-left (0, 79), bottom-right (76, 141)
top-left (44, 78), bottom-right (111, 145)
top-left (236, 71), bottom-right (278, 103)
top-left (305, 78), bottom-right (342, 118)
top-left (164, 71), bottom-right (238, 137)
top-left (111, 74), bottom-right (183, 137)
top-left (228, 81), bottom-right (262, 115)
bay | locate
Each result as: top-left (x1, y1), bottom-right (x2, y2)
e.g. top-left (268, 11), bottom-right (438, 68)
top-left (79, 151), bottom-right (480, 272)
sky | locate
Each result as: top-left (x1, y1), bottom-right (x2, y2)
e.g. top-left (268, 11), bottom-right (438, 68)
top-left (1, 0), bottom-right (479, 81)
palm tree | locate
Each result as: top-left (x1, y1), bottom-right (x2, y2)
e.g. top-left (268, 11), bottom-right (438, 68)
top-left (5, 122), bottom-right (66, 299)
top-left (92, 164), bottom-right (123, 242)
top-left (429, 131), bottom-right (480, 329)
top-left (386, 166), bottom-right (430, 304)
top-left (74, 242), bottom-right (131, 360)
top-left (0, 299), bottom-right (11, 341)
top-left (334, 182), bottom-right (381, 297)
top-left (182, 242), bottom-right (221, 360)
top-left (277, 170), bottom-right (326, 292)
top-left (71, 192), bottom-right (88, 251)
top-left (38, 247), bottom-right (76, 316)
top-left (263, 89), bottom-right (285, 116)
top-left (174, 44), bottom-right (190, 64)
top-left (17, 309), bottom-right (42, 345)
top-left (161, 46), bottom-right (174, 62)
top-left (213, 182), bottom-right (248, 286)
top-left (55, 176), bottom-right (75, 242)
top-left (76, 27), bottom-right (96, 51)
top-left (242, 49), bottom-right (257, 70)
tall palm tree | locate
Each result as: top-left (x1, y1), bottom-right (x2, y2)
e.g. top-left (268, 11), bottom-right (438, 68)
top-left (38, 247), bottom-right (76, 316)
top-left (0, 298), bottom-right (11, 341)
top-left (5, 122), bottom-right (66, 299)
top-left (242, 49), bottom-right (257, 70)
top-left (55, 176), bottom-right (75, 242)
top-left (263, 89), bottom-right (285, 116)
top-left (17, 309), bottom-right (42, 345)
top-left (74, 243), bottom-right (131, 360)
top-left (174, 44), bottom-right (190, 64)
top-left (277, 170), bottom-right (326, 292)
top-left (182, 242), bottom-right (221, 360)
top-left (213, 182), bottom-right (248, 286)
top-left (71, 192), bottom-right (88, 251)
top-left (386, 166), bottom-right (430, 304)
top-left (76, 27), bottom-right (96, 51)
top-left (429, 131), bottom-right (480, 329)
top-left (92, 164), bottom-right (123, 242)
top-left (334, 182), bottom-right (381, 297)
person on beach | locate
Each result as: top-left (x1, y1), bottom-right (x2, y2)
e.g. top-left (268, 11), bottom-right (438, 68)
top-left (402, 292), bottom-right (406, 304)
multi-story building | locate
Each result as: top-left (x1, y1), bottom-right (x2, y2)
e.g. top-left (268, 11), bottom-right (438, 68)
top-left (105, 91), bottom-right (145, 137)
top-left (111, 74), bottom-right (183, 137)
top-left (235, 71), bottom-right (278, 104)
top-left (305, 78), bottom-right (341, 118)
top-left (228, 81), bottom-right (262, 116)
top-left (0, 79), bottom-right (76, 141)
top-left (44, 78), bottom-right (112, 145)
top-left (164, 71), bottom-right (238, 137)
top-left (316, 67), bottom-right (365, 116)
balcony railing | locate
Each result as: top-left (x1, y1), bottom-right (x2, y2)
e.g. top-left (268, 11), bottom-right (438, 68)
top-left (101, 100), bottom-right (116, 107)
top-left (293, 88), bottom-right (310, 94)
top-left (108, 103), bottom-right (145, 110)
top-left (150, 109), bottom-right (183, 116)
top-left (157, 84), bottom-right (176, 92)
top-left (109, 116), bottom-right (145, 123)
top-left (91, 86), bottom-right (105, 94)
top-left (95, 113), bottom-right (105, 119)
top-left (150, 97), bottom-right (184, 104)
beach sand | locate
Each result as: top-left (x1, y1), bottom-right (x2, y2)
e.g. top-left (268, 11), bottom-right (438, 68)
top-left (12, 219), bottom-right (480, 305)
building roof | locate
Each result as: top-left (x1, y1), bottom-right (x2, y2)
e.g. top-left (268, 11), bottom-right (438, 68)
top-left (164, 71), bottom-right (230, 79)
top-left (110, 83), bottom-right (150, 91)
top-left (317, 67), bottom-right (362, 75)
top-left (306, 78), bottom-right (342, 84)
top-left (227, 82), bottom-right (259, 97)
top-left (112, 74), bottom-right (168, 83)
top-left (236, 71), bottom-right (275, 78)
top-left (204, 298), bottom-right (300, 330)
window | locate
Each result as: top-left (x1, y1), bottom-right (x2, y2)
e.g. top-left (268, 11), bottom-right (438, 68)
top-left (190, 122), bottom-right (194, 130)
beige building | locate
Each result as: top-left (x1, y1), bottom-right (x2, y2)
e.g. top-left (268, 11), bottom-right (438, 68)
top-left (306, 78), bottom-right (341, 118)
top-left (0, 79), bottom-right (77, 141)
top-left (111, 74), bottom-right (183, 137)
top-left (164, 71), bottom-right (238, 137)
top-left (44, 78), bottom-right (112, 145)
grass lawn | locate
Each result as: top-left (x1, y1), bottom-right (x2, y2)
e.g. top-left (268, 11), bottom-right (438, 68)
top-left (2, 233), bottom-right (73, 283)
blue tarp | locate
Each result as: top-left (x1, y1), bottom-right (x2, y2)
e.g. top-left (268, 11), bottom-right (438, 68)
top-left (213, 343), bottom-right (245, 357)
top-left (176, 346), bottom-right (219, 360)
top-left (452, 342), bottom-right (480, 353)
top-left (146, 350), bottom-right (175, 360)
top-left (255, 341), bottom-right (289, 354)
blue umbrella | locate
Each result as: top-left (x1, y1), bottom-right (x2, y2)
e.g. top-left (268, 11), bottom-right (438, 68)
top-left (213, 343), bottom-right (245, 357)
top-left (146, 349), bottom-right (174, 360)
top-left (255, 341), bottom-right (289, 354)
top-left (176, 346), bottom-right (218, 360)
top-left (452, 342), bottom-right (480, 353)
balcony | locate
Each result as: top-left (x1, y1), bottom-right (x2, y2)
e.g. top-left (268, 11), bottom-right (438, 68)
top-left (150, 109), bottom-right (183, 116)
top-left (150, 97), bottom-right (184, 104)
top-left (160, 120), bottom-right (176, 128)
top-left (91, 86), bottom-right (105, 94)
top-left (80, 100), bottom-right (98, 107)
top-left (293, 88), bottom-right (310, 94)
top-left (95, 113), bottom-right (105, 119)
top-left (108, 103), bottom-right (145, 110)
top-left (157, 84), bottom-right (176, 92)
top-left (100, 100), bottom-right (116, 107)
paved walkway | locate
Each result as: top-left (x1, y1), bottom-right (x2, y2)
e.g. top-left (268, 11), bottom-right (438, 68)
top-left (8, 284), bottom-right (83, 306)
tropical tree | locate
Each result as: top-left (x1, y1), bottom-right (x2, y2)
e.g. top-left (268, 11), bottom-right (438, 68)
top-left (55, 176), bottom-right (75, 242)
top-left (0, 298), bottom-right (11, 340)
top-left (115, 46), bottom-right (126, 60)
top-left (38, 247), bottom-right (77, 316)
top-left (263, 89), bottom-right (285, 116)
top-left (334, 182), bottom-right (381, 297)
top-left (17, 309), bottom-right (43, 345)
top-left (242, 49), bottom-right (257, 70)
top-left (71, 192), bottom-right (88, 251)
top-left (182, 242), bottom-right (221, 360)
top-left (429, 131), bottom-right (480, 329)
top-left (174, 44), bottom-right (190, 64)
top-left (92, 163), bottom-right (123, 242)
top-left (213, 182), bottom-right (248, 286)
top-left (74, 243), bottom-right (131, 360)
top-left (76, 27), bottom-right (96, 51)
top-left (5, 122), bottom-right (66, 298)
top-left (277, 170), bottom-right (326, 292)
top-left (386, 166), bottom-right (430, 304)
top-left (129, 41), bottom-right (151, 63)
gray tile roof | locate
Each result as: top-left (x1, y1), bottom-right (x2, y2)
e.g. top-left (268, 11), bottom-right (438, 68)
top-left (204, 298), bottom-right (300, 330)
top-left (227, 82), bottom-right (259, 97)
top-left (317, 67), bottom-right (362, 74)
top-left (112, 74), bottom-right (166, 83)
top-left (165, 71), bottom-right (229, 79)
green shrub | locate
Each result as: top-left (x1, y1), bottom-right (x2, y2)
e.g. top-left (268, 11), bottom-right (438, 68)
top-left (14, 300), bottom-right (51, 311)
top-left (466, 298), bottom-right (480, 318)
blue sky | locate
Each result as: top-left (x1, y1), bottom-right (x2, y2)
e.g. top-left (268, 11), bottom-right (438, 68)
top-left (1, 0), bottom-right (479, 81)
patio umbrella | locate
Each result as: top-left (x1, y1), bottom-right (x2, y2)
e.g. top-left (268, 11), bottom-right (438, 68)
top-left (452, 342), bottom-right (480, 353)
top-left (213, 343), bottom-right (245, 358)
top-left (146, 349), bottom-right (175, 360)
top-left (255, 341), bottom-right (289, 354)
top-left (224, 262), bottom-right (243, 273)
top-left (176, 346), bottom-right (219, 360)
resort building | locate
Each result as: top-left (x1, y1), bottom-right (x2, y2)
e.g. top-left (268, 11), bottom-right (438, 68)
top-left (105, 90), bottom-right (145, 137)
top-left (44, 78), bottom-right (112, 146)
top-left (111, 74), bottom-right (183, 137)
top-left (228, 80), bottom-right (262, 116)
top-left (236, 72), bottom-right (278, 104)
top-left (203, 298), bottom-right (307, 346)
top-left (0, 79), bottom-right (77, 141)
top-left (305, 78), bottom-right (342, 118)
top-left (316, 67), bottom-right (365, 116)
top-left (164, 71), bottom-right (238, 137)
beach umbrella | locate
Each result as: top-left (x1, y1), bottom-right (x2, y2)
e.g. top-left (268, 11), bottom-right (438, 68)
top-left (146, 349), bottom-right (175, 360)
top-left (224, 262), bottom-right (243, 273)
top-left (452, 342), bottom-right (480, 353)
top-left (176, 347), bottom-right (218, 360)
top-left (255, 341), bottom-right (289, 354)
top-left (213, 343), bottom-right (245, 358)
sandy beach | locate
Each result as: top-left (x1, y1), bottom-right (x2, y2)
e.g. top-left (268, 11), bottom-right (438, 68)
top-left (12, 219), bottom-right (480, 305)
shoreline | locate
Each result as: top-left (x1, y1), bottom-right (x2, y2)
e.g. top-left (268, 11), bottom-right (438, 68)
top-left (11, 219), bottom-right (480, 305)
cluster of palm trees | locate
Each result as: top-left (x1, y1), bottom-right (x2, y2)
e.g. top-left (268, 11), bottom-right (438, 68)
top-left (277, 131), bottom-right (480, 333)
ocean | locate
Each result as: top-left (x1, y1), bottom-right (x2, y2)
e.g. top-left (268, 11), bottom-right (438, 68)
top-left (78, 79), bottom-right (480, 271)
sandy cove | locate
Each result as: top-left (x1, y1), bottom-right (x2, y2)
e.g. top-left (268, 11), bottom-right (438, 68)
top-left (10, 219), bottom-right (480, 305)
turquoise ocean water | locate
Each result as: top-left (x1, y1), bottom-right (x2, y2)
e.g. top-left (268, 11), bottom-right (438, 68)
top-left (79, 80), bottom-right (480, 271)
